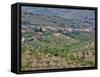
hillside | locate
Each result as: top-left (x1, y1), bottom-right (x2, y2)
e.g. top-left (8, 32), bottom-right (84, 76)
top-left (22, 6), bottom-right (95, 28)
top-left (21, 8), bottom-right (95, 71)
top-left (21, 12), bottom-right (70, 28)
top-left (21, 32), bottom-right (95, 70)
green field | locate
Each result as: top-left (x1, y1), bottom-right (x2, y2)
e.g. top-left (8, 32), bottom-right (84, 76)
top-left (21, 31), bottom-right (95, 71)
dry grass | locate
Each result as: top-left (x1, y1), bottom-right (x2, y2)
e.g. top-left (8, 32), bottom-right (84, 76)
top-left (21, 50), bottom-right (95, 71)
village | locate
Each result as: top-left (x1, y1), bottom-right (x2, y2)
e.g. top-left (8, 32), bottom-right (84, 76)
top-left (21, 24), bottom-right (95, 43)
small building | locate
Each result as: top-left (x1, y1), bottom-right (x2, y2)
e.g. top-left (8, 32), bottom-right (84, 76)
top-left (21, 37), bottom-right (25, 42)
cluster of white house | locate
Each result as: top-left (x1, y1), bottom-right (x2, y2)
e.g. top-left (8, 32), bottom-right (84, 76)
top-left (21, 25), bottom-right (95, 42)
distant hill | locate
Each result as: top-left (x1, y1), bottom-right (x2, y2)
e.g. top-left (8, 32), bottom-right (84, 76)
top-left (21, 12), bottom-right (71, 28)
top-left (21, 6), bottom-right (95, 28)
top-left (21, 12), bottom-right (95, 29)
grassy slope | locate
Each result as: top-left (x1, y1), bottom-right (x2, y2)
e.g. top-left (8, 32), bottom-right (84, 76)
top-left (21, 32), bottom-right (95, 70)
